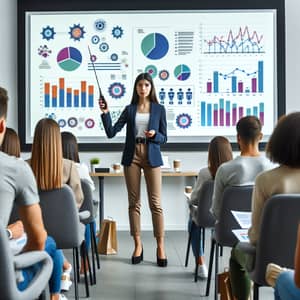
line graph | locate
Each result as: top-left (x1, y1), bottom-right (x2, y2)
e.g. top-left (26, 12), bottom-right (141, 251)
top-left (204, 26), bottom-right (264, 54)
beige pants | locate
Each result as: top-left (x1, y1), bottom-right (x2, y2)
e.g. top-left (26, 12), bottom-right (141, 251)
top-left (124, 144), bottom-right (164, 238)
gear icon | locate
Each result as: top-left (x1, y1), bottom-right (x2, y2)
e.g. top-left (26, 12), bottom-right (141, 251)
top-left (41, 26), bottom-right (56, 41)
top-left (85, 118), bottom-right (95, 129)
top-left (58, 119), bottom-right (67, 128)
top-left (112, 26), bottom-right (124, 39)
top-left (108, 82), bottom-right (126, 99)
top-left (68, 117), bottom-right (78, 128)
top-left (69, 24), bottom-right (86, 41)
top-left (95, 19), bottom-right (106, 31)
top-left (99, 42), bottom-right (109, 52)
top-left (159, 70), bottom-right (169, 81)
top-left (91, 35), bottom-right (100, 44)
top-left (110, 53), bottom-right (118, 61)
top-left (176, 113), bottom-right (192, 129)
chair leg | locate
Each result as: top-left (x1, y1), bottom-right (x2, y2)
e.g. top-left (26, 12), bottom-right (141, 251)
top-left (75, 246), bottom-right (80, 283)
top-left (214, 243), bottom-right (219, 300)
top-left (205, 238), bottom-right (215, 296)
top-left (201, 227), bottom-right (205, 253)
top-left (91, 221), bottom-right (100, 270)
top-left (38, 290), bottom-right (46, 300)
top-left (90, 223), bottom-right (97, 284)
top-left (253, 283), bottom-right (259, 300)
top-left (73, 248), bottom-right (79, 300)
top-left (194, 223), bottom-right (202, 282)
top-left (80, 242), bottom-right (90, 298)
top-left (220, 245), bottom-right (223, 257)
top-left (185, 222), bottom-right (193, 267)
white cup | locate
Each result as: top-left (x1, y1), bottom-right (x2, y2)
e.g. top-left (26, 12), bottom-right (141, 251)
top-left (185, 186), bottom-right (193, 193)
top-left (112, 163), bottom-right (121, 172)
top-left (173, 159), bottom-right (181, 172)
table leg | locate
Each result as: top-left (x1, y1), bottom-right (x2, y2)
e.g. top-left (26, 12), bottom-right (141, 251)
top-left (98, 176), bottom-right (104, 226)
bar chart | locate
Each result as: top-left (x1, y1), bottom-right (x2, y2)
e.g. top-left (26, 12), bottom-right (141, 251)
top-left (200, 98), bottom-right (264, 127)
top-left (206, 61), bottom-right (264, 94)
top-left (44, 78), bottom-right (95, 108)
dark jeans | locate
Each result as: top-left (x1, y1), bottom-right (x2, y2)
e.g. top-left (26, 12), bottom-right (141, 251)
top-left (229, 246), bottom-right (251, 300)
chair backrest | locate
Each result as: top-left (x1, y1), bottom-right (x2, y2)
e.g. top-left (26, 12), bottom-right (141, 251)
top-left (80, 179), bottom-right (95, 224)
top-left (214, 185), bottom-right (253, 247)
top-left (250, 194), bottom-right (300, 286)
top-left (39, 184), bottom-right (83, 249)
top-left (0, 222), bottom-right (52, 300)
top-left (192, 179), bottom-right (215, 228)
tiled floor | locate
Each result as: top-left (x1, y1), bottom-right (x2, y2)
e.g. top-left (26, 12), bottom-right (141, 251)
top-left (62, 230), bottom-right (274, 300)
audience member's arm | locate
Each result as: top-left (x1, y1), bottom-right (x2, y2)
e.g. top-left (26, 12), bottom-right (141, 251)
top-left (18, 203), bottom-right (47, 251)
top-left (248, 174), bottom-right (267, 245)
top-left (7, 220), bottom-right (24, 239)
top-left (190, 169), bottom-right (209, 205)
top-left (210, 167), bottom-right (225, 219)
top-left (69, 161), bottom-right (84, 208)
top-left (294, 224), bottom-right (300, 288)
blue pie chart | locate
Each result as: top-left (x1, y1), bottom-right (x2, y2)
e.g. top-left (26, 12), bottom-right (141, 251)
top-left (174, 64), bottom-right (191, 81)
top-left (141, 33), bottom-right (169, 60)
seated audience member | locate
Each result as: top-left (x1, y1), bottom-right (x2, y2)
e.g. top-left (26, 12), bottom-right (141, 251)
top-left (0, 87), bottom-right (66, 300)
top-left (229, 112), bottom-right (300, 300)
top-left (61, 131), bottom-right (96, 273)
top-left (1, 127), bottom-right (21, 157)
top-left (61, 131), bottom-right (95, 191)
top-left (188, 136), bottom-right (232, 278)
top-left (270, 224), bottom-right (300, 299)
top-left (28, 118), bottom-right (84, 290)
top-left (29, 118), bottom-right (84, 208)
top-left (211, 115), bottom-right (273, 220)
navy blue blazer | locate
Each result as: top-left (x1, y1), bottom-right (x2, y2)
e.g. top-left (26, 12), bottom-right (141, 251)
top-left (101, 102), bottom-right (167, 167)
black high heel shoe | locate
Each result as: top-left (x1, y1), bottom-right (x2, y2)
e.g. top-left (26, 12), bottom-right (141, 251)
top-left (131, 248), bottom-right (143, 265)
top-left (157, 249), bottom-right (168, 267)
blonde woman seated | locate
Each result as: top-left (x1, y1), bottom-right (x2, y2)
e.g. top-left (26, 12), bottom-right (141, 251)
top-left (188, 136), bottom-right (233, 278)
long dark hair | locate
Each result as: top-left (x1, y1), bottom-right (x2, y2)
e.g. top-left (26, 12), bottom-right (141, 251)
top-left (1, 127), bottom-right (21, 157)
top-left (130, 73), bottom-right (159, 104)
top-left (208, 136), bottom-right (233, 178)
top-left (266, 112), bottom-right (300, 167)
top-left (61, 131), bottom-right (80, 163)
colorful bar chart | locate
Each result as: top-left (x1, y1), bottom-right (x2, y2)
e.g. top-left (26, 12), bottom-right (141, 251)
top-left (200, 98), bottom-right (264, 126)
top-left (44, 78), bottom-right (95, 108)
top-left (206, 61), bottom-right (264, 94)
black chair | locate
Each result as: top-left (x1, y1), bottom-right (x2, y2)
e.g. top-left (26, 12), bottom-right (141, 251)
top-left (80, 179), bottom-right (100, 285)
top-left (184, 179), bottom-right (215, 281)
top-left (206, 185), bottom-right (253, 299)
top-left (39, 185), bottom-right (91, 299)
top-left (237, 194), bottom-right (300, 300)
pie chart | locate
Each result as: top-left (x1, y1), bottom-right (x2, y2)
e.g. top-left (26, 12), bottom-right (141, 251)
top-left (57, 47), bottom-right (82, 71)
top-left (174, 64), bottom-right (191, 81)
top-left (141, 33), bottom-right (169, 60)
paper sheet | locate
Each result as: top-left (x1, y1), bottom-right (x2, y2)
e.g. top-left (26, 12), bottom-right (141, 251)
top-left (231, 210), bottom-right (252, 229)
top-left (232, 229), bottom-right (250, 242)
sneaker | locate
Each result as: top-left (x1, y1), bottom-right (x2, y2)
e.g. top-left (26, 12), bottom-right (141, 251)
top-left (198, 264), bottom-right (208, 279)
top-left (59, 294), bottom-right (68, 300)
top-left (60, 273), bottom-right (72, 291)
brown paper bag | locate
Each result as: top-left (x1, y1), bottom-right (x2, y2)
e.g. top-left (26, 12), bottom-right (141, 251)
top-left (218, 270), bottom-right (233, 300)
top-left (97, 219), bottom-right (118, 255)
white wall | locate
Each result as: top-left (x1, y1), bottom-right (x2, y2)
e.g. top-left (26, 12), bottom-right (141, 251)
top-left (1, 0), bottom-right (300, 230)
